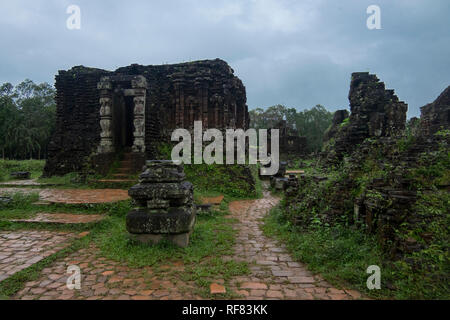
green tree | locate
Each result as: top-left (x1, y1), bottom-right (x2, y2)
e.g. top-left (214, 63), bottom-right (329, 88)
top-left (249, 104), bottom-right (333, 153)
top-left (294, 105), bottom-right (333, 152)
top-left (0, 80), bottom-right (56, 159)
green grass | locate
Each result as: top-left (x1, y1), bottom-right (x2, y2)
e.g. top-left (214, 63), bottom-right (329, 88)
top-left (263, 205), bottom-right (450, 300)
top-left (185, 163), bottom-right (261, 199)
top-left (0, 156), bottom-right (258, 299)
top-left (0, 188), bottom-right (250, 299)
top-left (92, 199), bottom-right (250, 297)
top-left (37, 172), bottom-right (80, 185)
top-left (0, 159), bottom-right (45, 182)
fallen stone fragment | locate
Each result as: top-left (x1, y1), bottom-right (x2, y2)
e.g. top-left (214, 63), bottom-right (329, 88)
top-left (200, 195), bottom-right (224, 205)
top-left (10, 172), bottom-right (31, 180)
top-left (210, 283), bottom-right (226, 294)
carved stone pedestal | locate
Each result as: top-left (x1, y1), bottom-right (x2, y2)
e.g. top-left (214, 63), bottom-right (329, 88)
top-left (126, 160), bottom-right (196, 247)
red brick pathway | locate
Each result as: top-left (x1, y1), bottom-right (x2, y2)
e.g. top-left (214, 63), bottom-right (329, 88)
top-left (39, 189), bottom-right (130, 204)
top-left (225, 191), bottom-right (361, 300)
top-left (0, 230), bottom-right (75, 282)
top-left (0, 188), bottom-right (130, 204)
top-left (9, 189), bottom-right (362, 300)
top-left (11, 213), bottom-right (104, 225)
top-left (14, 245), bottom-right (196, 300)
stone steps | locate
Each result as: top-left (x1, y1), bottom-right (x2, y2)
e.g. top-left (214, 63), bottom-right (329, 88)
top-left (88, 152), bottom-right (139, 188)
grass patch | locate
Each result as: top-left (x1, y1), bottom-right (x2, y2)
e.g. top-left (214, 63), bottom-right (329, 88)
top-left (93, 201), bottom-right (249, 296)
top-left (37, 172), bottom-right (80, 186)
top-left (0, 157), bottom-right (257, 298)
top-left (0, 194), bottom-right (130, 223)
top-left (263, 205), bottom-right (450, 300)
top-left (0, 159), bottom-right (45, 182)
top-left (185, 163), bottom-right (260, 199)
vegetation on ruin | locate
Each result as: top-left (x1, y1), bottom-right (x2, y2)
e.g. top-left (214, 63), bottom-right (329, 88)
top-left (267, 128), bottom-right (450, 299)
top-left (157, 142), bottom-right (261, 199)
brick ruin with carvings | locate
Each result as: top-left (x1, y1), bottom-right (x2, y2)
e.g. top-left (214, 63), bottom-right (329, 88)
top-left (274, 120), bottom-right (307, 156)
top-left (43, 59), bottom-right (249, 176)
top-left (285, 73), bottom-right (449, 258)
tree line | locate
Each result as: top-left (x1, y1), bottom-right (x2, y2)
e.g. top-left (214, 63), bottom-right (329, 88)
top-left (0, 80), bottom-right (56, 160)
top-left (249, 104), bottom-right (334, 153)
top-left (0, 80), bottom-right (335, 159)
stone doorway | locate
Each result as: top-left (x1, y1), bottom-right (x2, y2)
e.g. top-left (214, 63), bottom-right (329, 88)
top-left (112, 94), bottom-right (135, 151)
top-left (96, 75), bottom-right (147, 155)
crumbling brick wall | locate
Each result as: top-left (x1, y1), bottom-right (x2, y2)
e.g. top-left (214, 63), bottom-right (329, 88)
top-left (420, 86), bottom-right (450, 136)
top-left (43, 59), bottom-right (248, 176)
top-left (322, 72), bottom-right (407, 164)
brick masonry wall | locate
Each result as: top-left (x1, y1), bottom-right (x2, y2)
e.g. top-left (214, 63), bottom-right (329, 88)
top-left (44, 59), bottom-right (248, 176)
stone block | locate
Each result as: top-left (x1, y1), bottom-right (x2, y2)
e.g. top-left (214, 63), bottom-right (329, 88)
top-left (126, 160), bottom-right (196, 247)
top-left (10, 172), bottom-right (31, 180)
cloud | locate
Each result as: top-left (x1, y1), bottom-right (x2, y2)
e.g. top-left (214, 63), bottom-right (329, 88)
top-left (0, 0), bottom-right (448, 117)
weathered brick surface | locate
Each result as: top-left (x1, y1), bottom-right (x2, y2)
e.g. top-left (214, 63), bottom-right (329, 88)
top-left (44, 59), bottom-right (249, 176)
top-left (420, 86), bottom-right (450, 136)
top-left (10, 189), bottom-right (363, 300)
top-left (0, 188), bottom-right (130, 204)
top-left (10, 213), bottom-right (104, 225)
top-left (13, 245), bottom-right (197, 300)
top-left (0, 231), bottom-right (75, 282)
top-left (225, 190), bottom-right (361, 300)
top-left (39, 189), bottom-right (130, 204)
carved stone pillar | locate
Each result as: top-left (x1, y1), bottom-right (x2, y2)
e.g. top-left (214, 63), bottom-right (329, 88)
top-left (97, 79), bottom-right (114, 154)
top-left (131, 76), bottom-right (148, 153)
top-left (132, 95), bottom-right (146, 153)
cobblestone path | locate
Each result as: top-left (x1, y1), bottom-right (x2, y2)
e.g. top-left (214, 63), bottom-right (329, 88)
top-left (225, 191), bottom-right (361, 300)
top-left (0, 231), bottom-right (75, 282)
top-left (10, 190), bottom-right (362, 300)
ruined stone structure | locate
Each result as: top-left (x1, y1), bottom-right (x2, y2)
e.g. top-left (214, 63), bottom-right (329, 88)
top-left (267, 120), bottom-right (307, 157)
top-left (420, 86), bottom-right (450, 136)
top-left (323, 109), bottom-right (349, 142)
top-left (43, 59), bottom-right (249, 176)
top-left (288, 74), bottom-right (449, 259)
top-left (269, 161), bottom-right (288, 190)
top-left (322, 72), bottom-right (407, 164)
top-left (126, 160), bottom-right (196, 247)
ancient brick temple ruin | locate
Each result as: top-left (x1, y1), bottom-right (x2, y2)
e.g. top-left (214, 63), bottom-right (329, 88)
top-left (322, 72), bottom-right (407, 164)
top-left (288, 73), bottom-right (449, 258)
top-left (43, 59), bottom-right (249, 176)
top-left (420, 86), bottom-right (450, 136)
top-left (275, 120), bottom-right (307, 156)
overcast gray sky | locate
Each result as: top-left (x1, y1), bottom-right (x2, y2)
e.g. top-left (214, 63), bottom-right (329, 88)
top-left (0, 0), bottom-right (449, 117)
